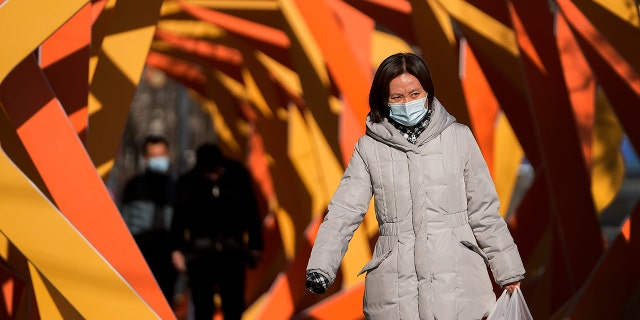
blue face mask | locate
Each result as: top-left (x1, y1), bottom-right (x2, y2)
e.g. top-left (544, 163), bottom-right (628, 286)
top-left (388, 96), bottom-right (428, 126)
top-left (147, 156), bottom-right (170, 173)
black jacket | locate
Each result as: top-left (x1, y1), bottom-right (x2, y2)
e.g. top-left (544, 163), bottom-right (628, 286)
top-left (170, 159), bottom-right (263, 255)
top-left (120, 171), bottom-right (175, 235)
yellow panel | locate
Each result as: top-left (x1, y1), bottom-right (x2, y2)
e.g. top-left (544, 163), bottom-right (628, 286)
top-left (0, 232), bottom-right (8, 261)
top-left (29, 264), bottom-right (65, 320)
top-left (89, 0), bottom-right (119, 82)
top-left (157, 20), bottom-right (226, 39)
top-left (428, 0), bottom-right (456, 45)
top-left (371, 31), bottom-right (413, 68)
top-left (303, 109), bottom-right (371, 288)
top-left (494, 113), bottom-right (523, 218)
top-left (0, 150), bottom-right (158, 319)
top-left (242, 67), bottom-right (274, 118)
top-left (593, 0), bottom-right (640, 27)
top-left (275, 206), bottom-right (296, 261)
top-left (196, 95), bottom-right (242, 155)
top-left (288, 103), bottom-right (324, 216)
top-left (0, 0), bottom-right (87, 82)
top-left (213, 70), bottom-right (246, 99)
top-left (434, 0), bottom-right (519, 57)
top-left (159, 0), bottom-right (182, 17)
top-left (88, 0), bottom-right (164, 178)
top-left (340, 228), bottom-right (371, 288)
top-left (591, 90), bottom-right (624, 213)
top-left (302, 109), bottom-right (344, 205)
top-left (186, 0), bottom-right (279, 10)
top-left (255, 51), bottom-right (303, 97)
top-left (102, 27), bottom-right (160, 84)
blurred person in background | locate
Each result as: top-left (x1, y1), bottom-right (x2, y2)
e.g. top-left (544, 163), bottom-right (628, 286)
top-left (171, 143), bottom-right (263, 320)
top-left (120, 135), bottom-right (178, 305)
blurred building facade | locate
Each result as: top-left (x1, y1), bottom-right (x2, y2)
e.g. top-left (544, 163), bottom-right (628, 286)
top-left (108, 67), bottom-right (216, 204)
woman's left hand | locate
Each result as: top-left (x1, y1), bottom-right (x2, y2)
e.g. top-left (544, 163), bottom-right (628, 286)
top-left (504, 281), bottom-right (521, 294)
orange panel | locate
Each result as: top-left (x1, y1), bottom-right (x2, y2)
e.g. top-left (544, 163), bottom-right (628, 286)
top-left (292, 0), bottom-right (371, 164)
top-left (297, 283), bottom-right (364, 319)
top-left (146, 51), bottom-right (208, 96)
top-left (0, 54), bottom-right (174, 319)
top-left (0, 262), bottom-right (27, 320)
top-left (461, 43), bottom-right (498, 174)
top-left (256, 217), bottom-right (323, 319)
top-left (41, 4), bottom-right (91, 143)
top-left (558, 0), bottom-right (640, 153)
top-left (178, 0), bottom-right (291, 68)
top-left (154, 29), bottom-right (243, 66)
top-left (572, 0), bottom-right (640, 76)
top-left (344, 0), bottom-right (414, 42)
top-left (556, 12), bottom-right (595, 168)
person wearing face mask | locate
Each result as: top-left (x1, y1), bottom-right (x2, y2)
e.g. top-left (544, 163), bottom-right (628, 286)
top-left (170, 143), bottom-right (264, 320)
top-left (305, 53), bottom-right (525, 319)
top-left (120, 135), bottom-right (178, 306)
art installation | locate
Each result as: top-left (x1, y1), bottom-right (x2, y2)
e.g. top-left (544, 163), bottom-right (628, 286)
top-left (0, 0), bottom-right (638, 319)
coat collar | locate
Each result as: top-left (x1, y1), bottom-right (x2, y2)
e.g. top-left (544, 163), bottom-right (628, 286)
top-left (365, 97), bottom-right (456, 152)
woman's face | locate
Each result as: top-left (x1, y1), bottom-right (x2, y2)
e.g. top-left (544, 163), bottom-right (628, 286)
top-left (388, 73), bottom-right (427, 104)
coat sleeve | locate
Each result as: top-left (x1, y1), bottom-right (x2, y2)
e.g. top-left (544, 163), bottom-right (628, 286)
top-left (306, 139), bottom-right (373, 285)
top-left (460, 125), bottom-right (525, 287)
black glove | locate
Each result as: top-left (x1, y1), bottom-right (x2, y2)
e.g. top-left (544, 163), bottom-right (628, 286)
top-left (305, 272), bottom-right (329, 294)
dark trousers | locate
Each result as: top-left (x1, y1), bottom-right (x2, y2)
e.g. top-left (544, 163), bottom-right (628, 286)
top-left (135, 230), bottom-right (177, 304)
top-left (187, 251), bottom-right (246, 320)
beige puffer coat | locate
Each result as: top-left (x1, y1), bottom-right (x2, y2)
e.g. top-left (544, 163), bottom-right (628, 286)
top-left (307, 98), bottom-right (525, 319)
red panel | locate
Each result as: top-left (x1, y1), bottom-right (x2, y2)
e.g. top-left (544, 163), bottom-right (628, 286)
top-left (508, 171), bottom-right (550, 264)
top-left (508, 0), bottom-right (604, 312)
top-left (567, 204), bottom-right (640, 318)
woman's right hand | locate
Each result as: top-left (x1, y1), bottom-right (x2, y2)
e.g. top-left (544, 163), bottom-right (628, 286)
top-left (504, 281), bottom-right (521, 294)
top-left (172, 250), bottom-right (187, 273)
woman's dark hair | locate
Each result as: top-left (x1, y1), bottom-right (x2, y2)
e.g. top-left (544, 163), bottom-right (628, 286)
top-left (368, 53), bottom-right (435, 123)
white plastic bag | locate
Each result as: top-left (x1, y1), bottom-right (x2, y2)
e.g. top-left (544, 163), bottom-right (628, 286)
top-left (487, 287), bottom-right (533, 320)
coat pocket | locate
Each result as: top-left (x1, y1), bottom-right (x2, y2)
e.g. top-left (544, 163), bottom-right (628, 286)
top-left (358, 235), bottom-right (397, 275)
top-left (358, 249), bottom-right (392, 276)
top-left (460, 240), bottom-right (489, 267)
top-left (451, 228), bottom-right (494, 298)
top-left (362, 239), bottom-right (399, 317)
top-left (451, 227), bottom-right (489, 269)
